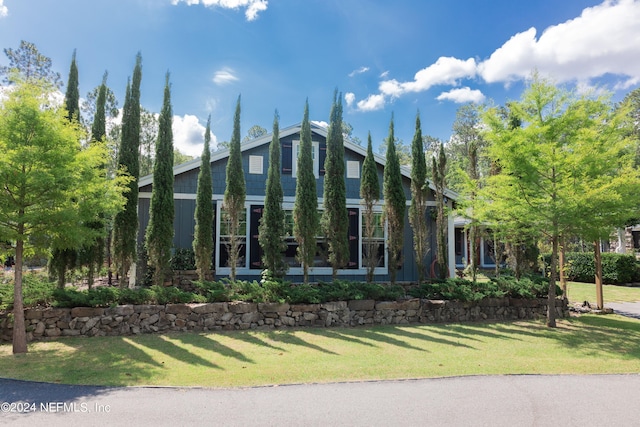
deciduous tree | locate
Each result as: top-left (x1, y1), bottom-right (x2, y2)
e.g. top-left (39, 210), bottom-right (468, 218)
top-left (0, 78), bottom-right (128, 354)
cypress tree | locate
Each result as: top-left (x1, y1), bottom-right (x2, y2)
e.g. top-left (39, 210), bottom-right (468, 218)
top-left (113, 53), bottom-right (142, 287)
top-left (432, 142), bottom-right (448, 279)
top-left (193, 115), bottom-right (214, 281)
top-left (382, 115), bottom-right (405, 284)
top-left (409, 111), bottom-right (429, 284)
top-left (258, 111), bottom-right (288, 278)
top-left (360, 132), bottom-right (380, 282)
top-left (223, 95), bottom-right (246, 280)
top-left (322, 90), bottom-right (349, 278)
top-left (293, 99), bottom-right (319, 284)
top-left (63, 49), bottom-right (79, 121)
top-left (50, 50), bottom-right (81, 288)
top-left (145, 73), bottom-right (175, 286)
top-left (81, 71), bottom-right (109, 289)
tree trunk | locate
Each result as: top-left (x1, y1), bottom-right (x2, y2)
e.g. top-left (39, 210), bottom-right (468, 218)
top-left (13, 237), bottom-right (28, 354)
top-left (594, 240), bottom-right (604, 310)
top-left (559, 237), bottom-right (567, 299)
top-left (547, 233), bottom-right (558, 328)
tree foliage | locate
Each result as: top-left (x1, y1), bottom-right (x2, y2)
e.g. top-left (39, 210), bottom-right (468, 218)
top-left (432, 142), bottom-right (448, 280)
top-left (293, 100), bottom-right (319, 284)
top-left (223, 95), bottom-right (246, 280)
top-left (408, 112), bottom-right (429, 284)
top-left (0, 40), bottom-right (62, 87)
top-left (113, 53), bottom-right (142, 287)
top-left (360, 132), bottom-right (380, 282)
top-left (382, 115), bottom-right (405, 284)
top-left (193, 115), bottom-right (214, 281)
top-left (322, 90), bottom-right (349, 277)
top-left (481, 73), bottom-right (640, 324)
top-left (0, 78), bottom-right (128, 353)
top-left (258, 111), bottom-right (288, 278)
top-left (145, 73), bottom-right (175, 286)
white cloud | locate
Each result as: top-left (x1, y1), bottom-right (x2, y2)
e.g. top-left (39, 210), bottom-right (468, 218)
top-left (213, 68), bottom-right (239, 85)
top-left (311, 120), bottom-right (328, 128)
top-left (344, 92), bottom-right (355, 107)
top-left (0, 0), bottom-right (7, 18)
top-left (348, 66), bottom-right (370, 77)
top-left (436, 87), bottom-right (486, 104)
top-left (171, 0), bottom-right (268, 21)
top-left (172, 114), bottom-right (214, 157)
top-left (356, 94), bottom-right (386, 112)
top-left (478, 0), bottom-right (640, 84)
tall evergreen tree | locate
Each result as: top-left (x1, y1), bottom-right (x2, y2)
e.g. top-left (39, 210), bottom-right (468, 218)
top-left (145, 73), bottom-right (175, 286)
top-left (322, 90), bottom-right (349, 278)
top-left (80, 71), bottom-right (110, 289)
top-left (63, 50), bottom-right (79, 121)
top-left (409, 112), bottom-right (429, 284)
top-left (360, 132), bottom-right (380, 282)
top-left (193, 115), bottom-right (214, 281)
top-left (50, 50), bottom-right (81, 288)
top-left (223, 95), bottom-right (246, 280)
top-left (113, 53), bottom-right (142, 287)
top-left (294, 100), bottom-right (319, 284)
top-left (258, 111), bottom-right (288, 278)
top-left (382, 115), bottom-right (405, 284)
top-left (432, 142), bottom-right (448, 280)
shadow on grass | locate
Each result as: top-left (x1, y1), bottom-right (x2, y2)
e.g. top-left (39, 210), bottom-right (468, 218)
top-left (171, 333), bottom-right (255, 364)
top-left (261, 330), bottom-right (339, 355)
top-left (134, 335), bottom-right (222, 369)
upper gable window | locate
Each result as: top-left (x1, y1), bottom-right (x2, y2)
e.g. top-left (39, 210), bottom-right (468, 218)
top-left (292, 140), bottom-right (319, 179)
top-left (249, 155), bottom-right (263, 174)
top-left (346, 161), bottom-right (360, 179)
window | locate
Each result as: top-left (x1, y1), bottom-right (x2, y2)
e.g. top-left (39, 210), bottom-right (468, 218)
top-left (346, 161), bottom-right (360, 179)
top-left (361, 212), bottom-right (385, 268)
top-left (282, 209), bottom-right (330, 268)
top-left (249, 155), bottom-right (263, 174)
top-left (218, 207), bottom-right (247, 269)
top-left (292, 140), bottom-right (319, 178)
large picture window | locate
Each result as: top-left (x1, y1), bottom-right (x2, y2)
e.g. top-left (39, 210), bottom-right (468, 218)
top-left (361, 212), bottom-right (385, 268)
top-left (218, 207), bottom-right (247, 269)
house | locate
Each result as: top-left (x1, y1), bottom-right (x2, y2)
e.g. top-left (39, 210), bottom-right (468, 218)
top-left (138, 122), bottom-right (458, 282)
top-left (453, 217), bottom-right (504, 270)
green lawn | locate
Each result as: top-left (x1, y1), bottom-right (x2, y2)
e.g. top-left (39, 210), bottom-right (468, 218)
top-left (566, 281), bottom-right (640, 305)
top-left (2, 315), bottom-right (640, 388)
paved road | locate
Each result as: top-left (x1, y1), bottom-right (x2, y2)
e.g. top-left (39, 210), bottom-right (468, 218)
top-left (607, 301), bottom-right (640, 319)
top-left (2, 375), bottom-right (640, 426)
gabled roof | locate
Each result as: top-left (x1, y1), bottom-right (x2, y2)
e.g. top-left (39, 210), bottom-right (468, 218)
top-left (138, 121), bottom-right (458, 200)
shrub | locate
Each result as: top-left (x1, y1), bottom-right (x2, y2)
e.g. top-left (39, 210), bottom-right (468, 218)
top-left (192, 280), bottom-right (231, 303)
top-left (0, 272), bottom-right (57, 310)
top-left (170, 248), bottom-right (196, 271)
top-left (150, 285), bottom-right (204, 304)
top-left (553, 252), bottom-right (639, 285)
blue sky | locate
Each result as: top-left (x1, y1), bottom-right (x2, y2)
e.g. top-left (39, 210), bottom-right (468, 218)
top-left (1, 0), bottom-right (639, 157)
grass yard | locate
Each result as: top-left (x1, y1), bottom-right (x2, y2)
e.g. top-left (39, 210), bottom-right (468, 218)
top-left (566, 281), bottom-right (640, 305)
top-left (1, 314), bottom-right (640, 388)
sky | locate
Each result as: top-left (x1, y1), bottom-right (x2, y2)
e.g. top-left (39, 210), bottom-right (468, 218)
top-left (1, 0), bottom-right (639, 157)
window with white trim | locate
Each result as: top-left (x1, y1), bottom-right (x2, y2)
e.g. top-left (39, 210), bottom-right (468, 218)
top-left (292, 140), bottom-right (319, 178)
top-left (249, 155), bottom-right (263, 174)
top-left (346, 161), bottom-right (360, 179)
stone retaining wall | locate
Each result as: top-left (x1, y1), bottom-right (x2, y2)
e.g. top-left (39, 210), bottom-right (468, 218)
top-left (0, 298), bottom-right (568, 342)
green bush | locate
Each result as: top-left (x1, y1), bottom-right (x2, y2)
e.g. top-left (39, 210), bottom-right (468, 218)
top-left (192, 280), bottom-right (231, 303)
top-left (553, 252), bottom-right (639, 285)
top-left (0, 272), bottom-right (57, 310)
top-left (170, 248), bottom-right (196, 271)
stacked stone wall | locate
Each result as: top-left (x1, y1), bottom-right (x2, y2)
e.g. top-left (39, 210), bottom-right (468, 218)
top-left (0, 298), bottom-right (568, 342)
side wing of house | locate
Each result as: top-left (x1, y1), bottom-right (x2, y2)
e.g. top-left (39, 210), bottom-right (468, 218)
top-left (138, 123), bottom-right (456, 282)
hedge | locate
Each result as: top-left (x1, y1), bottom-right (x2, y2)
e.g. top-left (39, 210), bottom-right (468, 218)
top-left (543, 252), bottom-right (639, 285)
